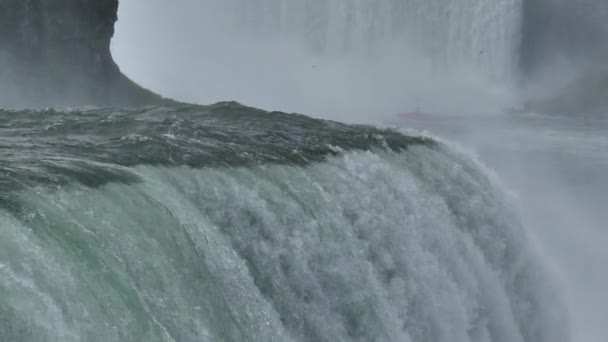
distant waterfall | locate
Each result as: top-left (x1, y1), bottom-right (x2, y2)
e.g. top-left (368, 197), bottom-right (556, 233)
top-left (112, 0), bottom-right (526, 115)
top-left (225, 0), bottom-right (523, 80)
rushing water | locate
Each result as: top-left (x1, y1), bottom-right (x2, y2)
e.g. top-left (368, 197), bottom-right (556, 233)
top-left (0, 103), bottom-right (567, 341)
top-left (392, 112), bottom-right (608, 342)
top-left (5, 0), bottom-right (606, 340)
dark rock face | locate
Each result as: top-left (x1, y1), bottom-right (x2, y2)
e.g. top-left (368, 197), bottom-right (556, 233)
top-left (520, 0), bottom-right (608, 117)
top-left (0, 0), bottom-right (165, 108)
top-left (524, 71), bottom-right (608, 117)
top-left (521, 0), bottom-right (608, 74)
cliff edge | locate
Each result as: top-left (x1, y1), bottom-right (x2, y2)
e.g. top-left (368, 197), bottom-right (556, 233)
top-left (0, 0), bottom-right (166, 108)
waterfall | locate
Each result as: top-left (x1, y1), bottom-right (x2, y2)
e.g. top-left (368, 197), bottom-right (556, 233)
top-left (225, 0), bottom-right (523, 80)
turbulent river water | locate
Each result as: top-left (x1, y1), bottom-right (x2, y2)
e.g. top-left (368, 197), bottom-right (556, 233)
top-left (0, 103), bottom-right (567, 341)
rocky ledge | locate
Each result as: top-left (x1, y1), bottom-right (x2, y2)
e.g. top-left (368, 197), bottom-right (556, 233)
top-left (0, 0), bottom-right (166, 108)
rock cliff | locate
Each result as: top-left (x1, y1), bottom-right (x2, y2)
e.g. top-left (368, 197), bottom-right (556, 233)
top-left (0, 0), bottom-right (165, 108)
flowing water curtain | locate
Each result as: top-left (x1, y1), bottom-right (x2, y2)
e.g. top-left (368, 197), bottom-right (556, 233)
top-left (226, 0), bottom-right (522, 80)
top-left (0, 103), bottom-right (570, 341)
top-left (230, 0), bottom-right (398, 54)
top-left (399, 0), bottom-right (523, 80)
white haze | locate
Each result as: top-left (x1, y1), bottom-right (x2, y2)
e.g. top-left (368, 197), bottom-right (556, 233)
top-left (113, 1), bottom-right (608, 341)
top-left (401, 116), bottom-right (608, 342)
top-left (112, 0), bottom-right (519, 123)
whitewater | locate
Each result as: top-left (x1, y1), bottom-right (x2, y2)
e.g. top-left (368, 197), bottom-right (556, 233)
top-left (2, 0), bottom-right (606, 340)
top-left (0, 103), bottom-right (567, 341)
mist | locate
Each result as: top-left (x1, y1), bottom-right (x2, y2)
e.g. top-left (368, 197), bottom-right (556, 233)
top-left (112, 1), bottom-right (608, 341)
top-left (112, 0), bottom-right (520, 123)
top-left (410, 115), bottom-right (608, 342)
